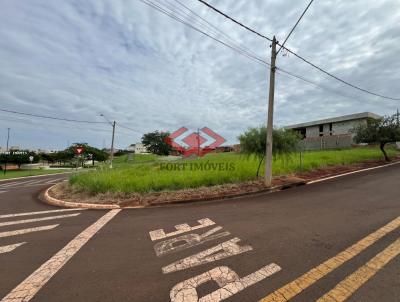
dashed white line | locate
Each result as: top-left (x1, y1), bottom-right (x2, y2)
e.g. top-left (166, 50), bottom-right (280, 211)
top-left (0, 213), bottom-right (80, 227)
top-left (0, 209), bottom-right (120, 302)
top-left (0, 224), bottom-right (59, 238)
top-left (0, 190), bottom-right (7, 194)
top-left (0, 208), bottom-right (84, 219)
top-left (0, 242), bottom-right (26, 254)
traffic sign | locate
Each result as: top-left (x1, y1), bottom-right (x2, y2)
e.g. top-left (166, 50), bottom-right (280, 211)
top-left (75, 147), bottom-right (85, 155)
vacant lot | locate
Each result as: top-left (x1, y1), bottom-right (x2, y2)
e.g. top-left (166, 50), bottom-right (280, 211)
top-left (69, 147), bottom-right (399, 195)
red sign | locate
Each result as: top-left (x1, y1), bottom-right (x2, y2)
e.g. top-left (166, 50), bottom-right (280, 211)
top-left (75, 147), bottom-right (85, 155)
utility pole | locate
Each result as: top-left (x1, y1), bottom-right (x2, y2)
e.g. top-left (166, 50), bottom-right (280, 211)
top-left (397, 108), bottom-right (399, 126)
top-left (110, 121), bottom-right (116, 169)
top-left (264, 36), bottom-right (277, 187)
top-left (4, 128), bottom-right (10, 175)
top-left (100, 114), bottom-right (116, 169)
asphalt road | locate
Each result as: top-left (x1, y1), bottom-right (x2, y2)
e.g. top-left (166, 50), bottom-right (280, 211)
top-left (0, 165), bottom-right (399, 302)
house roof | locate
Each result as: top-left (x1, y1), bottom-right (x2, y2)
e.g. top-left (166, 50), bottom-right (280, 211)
top-left (285, 112), bottom-right (381, 129)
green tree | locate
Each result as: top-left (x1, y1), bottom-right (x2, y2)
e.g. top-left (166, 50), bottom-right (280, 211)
top-left (238, 127), bottom-right (301, 177)
top-left (353, 115), bottom-right (400, 161)
top-left (0, 151), bottom-right (39, 169)
top-left (141, 131), bottom-right (172, 155)
top-left (66, 143), bottom-right (109, 166)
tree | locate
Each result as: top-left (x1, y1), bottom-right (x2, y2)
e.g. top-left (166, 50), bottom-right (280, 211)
top-left (0, 151), bottom-right (39, 169)
top-left (142, 131), bottom-right (172, 155)
top-left (238, 127), bottom-right (301, 177)
top-left (353, 115), bottom-right (400, 161)
top-left (66, 143), bottom-right (109, 166)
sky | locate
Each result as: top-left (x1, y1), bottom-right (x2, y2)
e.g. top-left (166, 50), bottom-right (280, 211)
top-left (0, 0), bottom-right (399, 150)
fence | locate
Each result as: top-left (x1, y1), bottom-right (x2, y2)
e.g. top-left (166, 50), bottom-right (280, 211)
top-left (300, 134), bottom-right (353, 151)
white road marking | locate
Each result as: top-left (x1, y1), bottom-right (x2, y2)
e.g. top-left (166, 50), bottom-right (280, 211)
top-left (307, 161), bottom-right (400, 184)
top-left (0, 208), bottom-right (84, 219)
top-left (162, 237), bottom-right (253, 274)
top-left (149, 218), bottom-right (215, 241)
top-left (154, 226), bottom-right (230, 257)
top-left (0, 242), bottom-right (26, 254)
top-left (0, 225), bottom-right (59, 238)
top-left (1, 209), bottom-right (120, 302)
top-left (0, 213), bottom-right (80, 227)
top-left (0, 190), bottom-right (7, 194)
top-left (21, 179), bottom-right (53, 186)
top-left (0, 180), bottom-right (40, 188)
top-left (170, 264), bottom-right (281, 302)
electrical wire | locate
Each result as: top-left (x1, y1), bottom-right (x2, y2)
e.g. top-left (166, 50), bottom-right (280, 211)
top-left (277, 0), bottom-right (315, 54)
top-left (138, 0), bottom-right (270, 66)
top-left (196, 0), bottom-right (273, 42)
top-left (195, 0), bottom-right (400, 101)
top-left (0, 108), bottom-right (108, 124)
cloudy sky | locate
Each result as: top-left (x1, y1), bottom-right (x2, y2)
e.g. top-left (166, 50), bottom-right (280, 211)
top-left (0, 0), bottom-right (399, 150)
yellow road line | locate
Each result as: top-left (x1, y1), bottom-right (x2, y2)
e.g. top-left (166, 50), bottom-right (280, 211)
top-left (259, 216), bottom-right (400, 302)
top-left (316, 238), bottom-right (400, 302)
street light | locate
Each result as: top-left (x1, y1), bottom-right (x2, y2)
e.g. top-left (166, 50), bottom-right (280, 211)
top-left (100, 114), bottom-right (116, 169)
top-left (3, 128), bottom-right (10, 175)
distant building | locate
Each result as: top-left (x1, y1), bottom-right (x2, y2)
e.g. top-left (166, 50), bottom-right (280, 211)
top-left (285, 112), bottom-right (381, 150)
top-left (132, 143), bottom-right (149, 154)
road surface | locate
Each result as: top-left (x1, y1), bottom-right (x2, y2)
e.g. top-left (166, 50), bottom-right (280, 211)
top-left (0, 165), bottom-right (399, 302)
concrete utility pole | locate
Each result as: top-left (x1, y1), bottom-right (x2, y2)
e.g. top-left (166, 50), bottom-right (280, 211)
top-left (264, 36), bottom-right (277, 187)
top-left (3, 128), bottom-right (10, 175)
top-left (100, 113), bottom-right (116, 169)
top-left (110, 121), bottom-right (116, 169)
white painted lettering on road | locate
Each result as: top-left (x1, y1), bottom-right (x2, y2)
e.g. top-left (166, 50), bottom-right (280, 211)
top-left (162, 237), bottom-right (253, 274)
top-left (154, 226), bottom-right (230, 257)
top-left (150, 218), bottom-right (215, 241)
top-left (170, 264), bottom-right (281, 302)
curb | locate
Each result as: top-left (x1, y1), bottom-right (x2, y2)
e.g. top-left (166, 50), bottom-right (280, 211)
top-left (41, 160), bottom-right (400, 210)
top-left (41, 181), bottom-right (305, 210)
top-left (41, 185), bottom-right (129, 209)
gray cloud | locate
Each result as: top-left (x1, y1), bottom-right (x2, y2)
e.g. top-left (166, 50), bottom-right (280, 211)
top-left (0, 0), bottom-right (399, 149)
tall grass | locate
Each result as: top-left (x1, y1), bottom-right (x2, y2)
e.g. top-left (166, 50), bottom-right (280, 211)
top-left (70, 147), bottom-right (398, 194)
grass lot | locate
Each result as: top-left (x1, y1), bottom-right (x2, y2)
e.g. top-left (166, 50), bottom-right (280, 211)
top-left (69, 146), bottom-right (399, 194)
top-left (0, 169), bottom-right (66, 180)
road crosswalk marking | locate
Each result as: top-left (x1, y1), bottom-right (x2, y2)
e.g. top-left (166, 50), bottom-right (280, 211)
top-left (0, 224), bottom-right (59, 238)
top-left (259, 216), bottom-right (400, 302)
top-left (0, 242), bottom-right (26, 254)
top-left (0, 209), bottom-right (120, 302)
top-left (0, 213), bottom-right (80, 227)
top-left (0, 208), bottom-right (83, 219)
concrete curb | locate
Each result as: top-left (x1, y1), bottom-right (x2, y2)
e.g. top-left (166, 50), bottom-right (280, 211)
top-left (42, 160), bottom-right (400, 210)
top-left (41, 181), bottom-right (305, 210)
top-left (42, 185), bottom-right (129, 209)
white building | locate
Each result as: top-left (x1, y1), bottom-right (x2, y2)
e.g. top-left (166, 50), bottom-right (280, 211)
top-left (131, 143), bottom-right (149, 154)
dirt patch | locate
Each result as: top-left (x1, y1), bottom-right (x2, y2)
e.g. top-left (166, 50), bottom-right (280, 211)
top-left (49, 157), bottom-right (399, 207)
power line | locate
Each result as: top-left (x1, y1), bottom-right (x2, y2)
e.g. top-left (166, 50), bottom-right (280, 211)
top-left (277, 0), bottom-right (315, 54)
top-left (278, 46), bottom-right (400, 101)
top-left (0, 108), bottom-right (108, 124)
top-left (196, 0), bottom-right (273, 42)
top-left (195, 0), bottom-right (400, 101)
top-left (139, 0), bottom-right (269, 66)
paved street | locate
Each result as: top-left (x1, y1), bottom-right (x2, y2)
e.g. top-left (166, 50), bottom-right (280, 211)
top-left (0, 166), bottom-right (399, 302)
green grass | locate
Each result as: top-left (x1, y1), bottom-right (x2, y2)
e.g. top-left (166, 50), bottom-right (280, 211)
top-left (0, 169), bottom-right (66, 180)
top-left (69, 147), bottom-right (399, 194)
